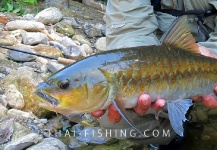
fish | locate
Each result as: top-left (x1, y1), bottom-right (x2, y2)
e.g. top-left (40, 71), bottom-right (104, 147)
top-left (35, 16), bottom-right (217, 137)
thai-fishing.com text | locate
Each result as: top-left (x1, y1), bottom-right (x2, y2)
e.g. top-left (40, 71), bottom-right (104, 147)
top-left (43, 129), bottom-right (171, 138)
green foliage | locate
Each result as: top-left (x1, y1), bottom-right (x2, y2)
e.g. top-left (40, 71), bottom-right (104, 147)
top-left (0, 0), bottom-right (38, 15)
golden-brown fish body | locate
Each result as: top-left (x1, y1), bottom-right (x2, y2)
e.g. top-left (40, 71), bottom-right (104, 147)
top-left (35, 44), bottom-right (217, 114)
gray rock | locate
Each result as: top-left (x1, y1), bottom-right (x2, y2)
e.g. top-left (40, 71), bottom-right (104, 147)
top-left (82, 0), bottom-right (106, 11)
top-left (54, 20), bottom-right (75, 36)
top-left (61, 36), bottom-right (77, 47)
top-left (0, 73), bottom-right (6, 78)
top-left (72, 35), bottom-right (91, 46)
top-left (47, 60), bottom-right (65, 73)
top-left (63, 17), bottom-right (80, 28)
top-left (64, 45), bottom-right (85, 60)
top-left (26, 137), bottom-right (67, 150)
top-left (22, 32), bottom-right (48, 45)
top-left (69, 137), bottom-right (88, 149)
top-left (49, 41), bottom-right (67, 52)
top-left (95, 37), bottom-right (106, 51)
top-left (4, 133), bottom-right (42, 150)
top-left (44, 0), bottom-right (69, 9)
top-left (0, 103), bottom-right (7, 116)
top-left (33, 119), bottom-right (48, 124)
top-left (0, 66), bottom-right (11, 75)
top-left (208, 108), bottom-right (217, 116)
top-left (83, 23), bottom-right (102, 38)
top-left (35, 7), bottom-right (63, 25)
top-left (7, 109), bottom-right (38, 119)
top-left (23, 62), bottom-right (41, 70)
top-left (196, 109), bottom-right (208, 123)
top-left (0, 94), bottom-right (7, 106)
top-left (11, 122), bottom-right (32, 142)
top-left (0, 87), bottom-right (4, 94)
top-left (6, 20), bottom-right (45, 32)
top-left (9, 46), bottom-right (36, 62)
top-left (0, 117), bottom-right (14, 144)
top-left (23, 14), bottom-right (35, 21)
top-left (5, 84), bottom-right (25, 109)
top-left (80, 44), bottom-right (93, 55)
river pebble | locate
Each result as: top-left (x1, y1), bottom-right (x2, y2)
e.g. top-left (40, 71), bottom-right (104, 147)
top-left (4, 133), bottom-right (42, 150)
top-left (95, 37), bottom-right (106, 51)
top-left (35, 7), bottom-right (63, 25)
top-left (5, 84), bottom-right (25, 109)
top-left (26, 137), bottom-right (67, 150)
top-left (47, 60), bottom-right (65, 73)
top-left (7, 109), bottom-right (38, 119)
top-left (5, 20), bottom-right (45, 31)
top-left (22, 32), bottom-right (48, 45)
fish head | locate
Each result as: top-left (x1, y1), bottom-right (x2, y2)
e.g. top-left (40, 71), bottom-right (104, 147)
top-left (35, 68), bottom-right (110, 114)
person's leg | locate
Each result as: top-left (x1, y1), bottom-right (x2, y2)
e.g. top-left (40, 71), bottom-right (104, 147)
top-left (106, 0), bottom-right (159, 50)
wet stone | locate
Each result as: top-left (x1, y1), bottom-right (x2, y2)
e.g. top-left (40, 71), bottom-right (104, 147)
top-left (54, 20), bottom-right (75, 36)
top-left (35, 7), bottom-right (63, 25)
top-left (4, 133), bottom-right (42, 150)
top-left (49, 41), bottom-right (67, 52)
top-left (62, 17), bottom-right (80, 28)
top-left (72, 35), bottom-right (91, 46)
top-left (0, 73), bottom-right (6, 78)
top-left (9, 46), bottom-right (36, 62)
top-left (64, 45), bottom-right (85, 60)
top-left (22, 32), bottom-right (48, 45)
top-left (61, 36), bottom-right (77, 47)
top-left (0, 117), bottom-right (14, 144)
top-left (196, 109), bottom-right (208, 123)
top-left (69, 137), bottom-right (88, 149)
top-left (23, 62), bottom-right (41, 70)
top-left (83, 23), bottom-right (102, 38)
top-left (80, 44), bottom-right (93, 55)
top-left (26, 137), bottom-right (67, 150)
top-left (0, 103), bottom-right (8, 116)
top-left (47, 60), bottom-right (65, 73)
top-left (7, 109), bottom-right (38, 119)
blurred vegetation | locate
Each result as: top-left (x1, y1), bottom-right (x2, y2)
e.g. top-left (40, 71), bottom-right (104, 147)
top-left (0, 0), bottom-right (41, 15)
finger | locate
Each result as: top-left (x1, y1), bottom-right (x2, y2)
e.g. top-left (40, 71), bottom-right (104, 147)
top-left (152, 99), bottom-right (166, 110)
top-left (202, 95), bottom-right (217, 108)
top-left (90, 110), bottom-right (106, 118)
top-left (214, 85), bottom-right (217, 93)
top-left (108, 104), bottom-right (121, 123)
top-left (133, 94), bottom-right (151, 115)
top-left (192, 96), bottom-right (202, 102)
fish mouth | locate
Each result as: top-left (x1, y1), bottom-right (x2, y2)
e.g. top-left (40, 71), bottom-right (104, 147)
top-left (35, 90), bottom-right (59, 105)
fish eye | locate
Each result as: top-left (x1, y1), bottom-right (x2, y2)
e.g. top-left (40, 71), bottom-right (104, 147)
top-left (59, 80), bottom-right (70, 89)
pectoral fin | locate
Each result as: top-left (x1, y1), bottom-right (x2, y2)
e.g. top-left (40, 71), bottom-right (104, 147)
top-left (112, 97), bottom-right (144, 137)
top-left (167, 99), bottom-right (193, 136)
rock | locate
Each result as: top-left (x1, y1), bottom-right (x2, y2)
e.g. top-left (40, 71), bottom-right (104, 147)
top-left (11, 122), bottom-right (32, 141)
top-left (35, 7), bottom-right (63, 25)
top-left (82, 0), bottom-right (105, 11)
top-left (62, 17), bottom-right (80, 28)
top-left (80, 44), bottom-right (93, 55)
top-left (103, 15), bottom-right (106, 23)
top-left (23, 62), bottom-right (41, 70)
top-left (4, 133), bottom-right (42, 150)
top-left (33, 119), bottom-right (48, 124)
top-left (208, 108), bottom-right (217, 116)
top-left (83, 23), bottom-right (102, 38)
top-left (22, 14), bottom-right (35, 21)
top-left (196, 109), bottom-right (208, 123)
top-left (0, 117), bottom-right (14, 144)
top-left (54, 20), bottom-right (75, 36)
top-left (63, 45), bottom-right (85, 60)
top-left (47, 60), bottom-right (65, 73)
top-left (49, 41), bottom-right (67, 52)
top-left (44, 0), bottom-right (69, 9)
top-left (0, 66), bottom-right (11, 75)
top-left (22, 32), bottom-right (48, 45)
top-left (27, 137), bottom-right (67, 150)
top-left (95, 37), bottom-right (106, 51)
top-left (61, 36), bottom-right (77, 47)
top-left (7, 109), bottom-right (38, 119)
top-left (33, 45), bottom-right (63, 58)
top-left (72, 35), bottom-right (91, 46)
top-left (0, 94), bottom-right (7, 106)
top-left (0, 38), bottom-right (15, 46)
top-left (69, 137), bottom-right (88, 149)
top-left (43, 116), bottom-right (63, 134)
top-left (0, 103), bottom-right (7, 116)
top-left (5, 84), bottom-right (25, 109)
top-left (5, 20), bottom-right (45, 32)
top-left (9, 45), bottom-right (36, 62)
top-left (0, 73), bottom-right (6, 78)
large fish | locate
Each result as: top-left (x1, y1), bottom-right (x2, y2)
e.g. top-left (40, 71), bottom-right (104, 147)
top-left (35, 16), bottom-right (217, 137)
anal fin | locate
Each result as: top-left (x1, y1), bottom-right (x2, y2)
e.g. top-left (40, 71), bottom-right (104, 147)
top-left (167, 99), bottom-right (193, 137)
top-left (112, 97), bottom-right (144, 137)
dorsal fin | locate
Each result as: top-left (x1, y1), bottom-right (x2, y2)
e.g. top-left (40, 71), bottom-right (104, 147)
top-left (160, 15), bottom-right (200, 54)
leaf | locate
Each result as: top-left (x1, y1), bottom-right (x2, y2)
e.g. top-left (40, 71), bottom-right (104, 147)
top-left (24, 0), bottom-right (37, 5)
top-left (6, 3), bottom-right (13, 12)
top-left (12, 8), bottom-right (21, 13)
